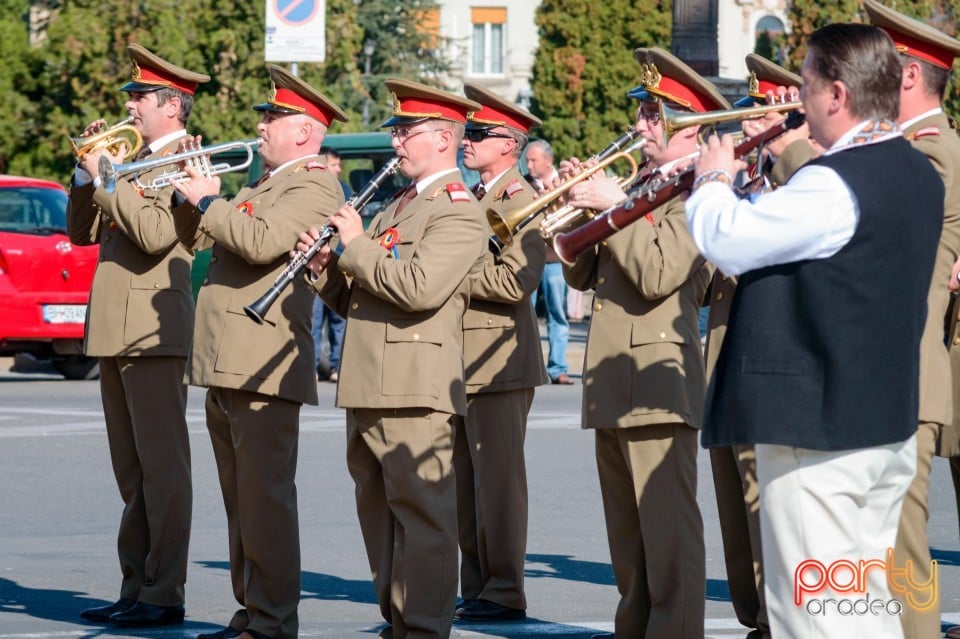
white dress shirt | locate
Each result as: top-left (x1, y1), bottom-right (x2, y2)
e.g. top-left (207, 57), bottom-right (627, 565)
top-left (685, 120), bottom-right (900, 277)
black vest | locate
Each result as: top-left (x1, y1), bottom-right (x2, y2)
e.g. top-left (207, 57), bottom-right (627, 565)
top-left (704, 136), bottom-right (942, 451)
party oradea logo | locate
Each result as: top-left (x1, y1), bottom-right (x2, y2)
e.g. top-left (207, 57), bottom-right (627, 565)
top-left (794, 548), bottom-right (938, 617)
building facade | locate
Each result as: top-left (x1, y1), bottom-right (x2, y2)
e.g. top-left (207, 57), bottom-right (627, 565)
top-left (434, 0), bottom-right (790, 105)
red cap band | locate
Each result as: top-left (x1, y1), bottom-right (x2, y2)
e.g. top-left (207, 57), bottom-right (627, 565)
top-left (653, 76), bottom-right (714, 113)
top-left (470, 104), bottom-right (532, 132)
top-left (274, 87), bottom-right (333, 126)
top-left (883, 28), bottom-right (956, 69)
top-left (135, 65), bottom-right (199, 95)
top-left (395, 97), bottom-right (472, 123)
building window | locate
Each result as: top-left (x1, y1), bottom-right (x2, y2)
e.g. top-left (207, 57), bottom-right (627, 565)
top-left (471, 7), bottom-right (506, 75)
top-left (754, 15), bottom-right (786, 62)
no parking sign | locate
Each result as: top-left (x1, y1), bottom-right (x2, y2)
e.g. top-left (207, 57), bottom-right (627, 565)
top-left (265, 0), bottom-right (326, 63)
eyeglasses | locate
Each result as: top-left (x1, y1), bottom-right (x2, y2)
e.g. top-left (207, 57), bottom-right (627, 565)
top-left (389, 126), bottom-right (440, 141)
top-left (637, 109), bottom-right (662, 124)
top-left (464, 129), bottom-right (515, 143)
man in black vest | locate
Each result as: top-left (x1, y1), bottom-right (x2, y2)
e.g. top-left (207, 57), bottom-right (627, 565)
top-left (685, 24), bottom-right (943, 638)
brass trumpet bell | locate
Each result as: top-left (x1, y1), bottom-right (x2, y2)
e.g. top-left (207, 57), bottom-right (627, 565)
top-left (69, 118), bottom-right (143, 162)
top-left (660, 101), bottom-right (802, 144)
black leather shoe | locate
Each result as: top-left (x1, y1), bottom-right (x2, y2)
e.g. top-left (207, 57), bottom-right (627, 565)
top-left (80, 597), bottom-right (136, 622)
top-left (198, 628), bottom-right (243, 639)
top-left (110, 601), bottom-right (185, 627)
top-left (453, 598), bottom-right (525, 621)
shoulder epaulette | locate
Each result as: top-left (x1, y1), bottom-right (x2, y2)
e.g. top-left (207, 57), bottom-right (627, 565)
top-left (445, 182), bottom-right (471, 203)
top-left (909, 126), bottom-right (940, 141)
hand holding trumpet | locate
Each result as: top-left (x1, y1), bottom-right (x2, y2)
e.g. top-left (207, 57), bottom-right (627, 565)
top-left (169, 135), bottom-right (221, 207)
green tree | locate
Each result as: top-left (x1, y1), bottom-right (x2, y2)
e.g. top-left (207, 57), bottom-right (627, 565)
top-left (1, 0), bottom-right (446, 183)
top-left (530, 0), bottom-right (672, 160)
top-left (782, 0), bottom-right (959, 120)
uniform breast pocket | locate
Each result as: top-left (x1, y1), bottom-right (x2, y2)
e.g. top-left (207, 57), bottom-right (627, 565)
top-left (628, 320), bottom-right (694, 416)
top-left (214, 299), bottom-right (291, 379)
top-left (382, 322), bottom-right (443, 398)
top-left (124, 286), bottom-right (192, 347)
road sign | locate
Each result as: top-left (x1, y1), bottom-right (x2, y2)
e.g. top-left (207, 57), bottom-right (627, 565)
top-left (265, 0), bottom-right (326, 63)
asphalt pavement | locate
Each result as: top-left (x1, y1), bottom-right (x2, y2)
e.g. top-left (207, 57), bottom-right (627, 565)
top-left (0, 319), bottom-right (958, 638)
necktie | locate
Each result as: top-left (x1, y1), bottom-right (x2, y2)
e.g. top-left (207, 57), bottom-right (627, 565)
top-left (134, 146), bottom-right (152, 161)
top-left (393, 186), bottom-right (417, 218)
top-left (254, 171), bottom-right (271, 187)
top-left (474, 184), bottom-right (486, 199)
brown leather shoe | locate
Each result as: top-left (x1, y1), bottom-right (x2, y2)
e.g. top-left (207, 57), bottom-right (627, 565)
top-left (945, 626), bottom-right (960, 639)
top-left (552, 373), bottom-right (574, 385)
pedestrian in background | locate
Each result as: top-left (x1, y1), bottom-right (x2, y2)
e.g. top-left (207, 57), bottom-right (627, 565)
top-left (525, 139), bottom-right (573, 385)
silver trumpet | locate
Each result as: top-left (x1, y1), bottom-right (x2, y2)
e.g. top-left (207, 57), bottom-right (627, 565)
top-left (99, 138), bottom-right (262, 194)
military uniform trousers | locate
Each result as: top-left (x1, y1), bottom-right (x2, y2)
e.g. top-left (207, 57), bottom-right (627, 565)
top-left (347, 407), bottom-right (459, 639)
top-left (709, 444), bottom-right (768, 639)
top-left (99, 355), bottom-right (191, 607)
top-left (895, 420), bottom-right (940, 639)
top-left (453, 388), bottom-right (534, 610)
top-left (205, 387), bottom-right (301, 639)
top-left (595, 423), bottom-right (705, 639)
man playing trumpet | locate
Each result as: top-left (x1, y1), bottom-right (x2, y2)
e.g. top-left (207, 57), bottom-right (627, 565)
top-left (171, 64), bottom-right (348, 639)
top-left (560, 47), bottom-right (725, 638)
top-left (67, 43), bottom-right (208, 629)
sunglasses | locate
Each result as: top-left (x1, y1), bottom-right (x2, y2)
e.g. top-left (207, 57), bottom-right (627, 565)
top-left (464, 129), bottom-right (514, 143)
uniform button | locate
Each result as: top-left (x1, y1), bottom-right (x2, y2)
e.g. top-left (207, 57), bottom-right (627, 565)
top-left (598, 276), bottom-right (606, 285)
top-left (202, 278), bottom-right (209, 285)
top-left (659, 331), bottom-right (666, 339)
top-left (487, 318), bottom-right (493, 325)
top-left (153, 283), bottom-right (160, 289)
top-left (716, 292), bottom-right (724, 300)
top-left (954, 336), bottom-right (960, 345)
top-left (413, 333), bottom-right (420, 340)
top-left (594, 303), bottom-right (602, 312)
top-left (210, 256), bottom-right (218, 263)
top-left (351, 302), bottom-right (359, 310)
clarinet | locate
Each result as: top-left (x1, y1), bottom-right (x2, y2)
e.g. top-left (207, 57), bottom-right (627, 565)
top-left (244, 156), bottom-right (403, 324)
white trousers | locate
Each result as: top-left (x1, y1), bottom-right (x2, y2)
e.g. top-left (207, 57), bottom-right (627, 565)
top-left (756, 436), bottom-right (916, 639)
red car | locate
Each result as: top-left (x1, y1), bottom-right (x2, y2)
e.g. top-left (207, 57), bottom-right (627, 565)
top-left (0, 175), bottom-right (100, 379)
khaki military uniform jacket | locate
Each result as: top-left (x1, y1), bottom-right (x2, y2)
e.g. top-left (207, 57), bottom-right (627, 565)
top-left (174, 157), bottom-right (343, 406)
top-left (908, 113), bottom-right (960, 456)
top-left (464, 167), bottom-right (548, 393)
top-left (67, 138), bottom-right (195, 357)
top-left (907, 113), bottom-right (960, 433)
top-left (313, 172), bottom-right (486, 416)
top-left (564, 195), bottom-right (711, 429)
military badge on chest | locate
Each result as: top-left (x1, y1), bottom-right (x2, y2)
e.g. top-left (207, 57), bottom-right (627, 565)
top-left (379, 227), bottom-right (401, 259)
top-left (236, 200), bottom-right (258, 216)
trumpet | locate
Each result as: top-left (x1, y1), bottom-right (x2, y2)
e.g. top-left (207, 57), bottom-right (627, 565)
top-left (661, 100), bottom-right (803, 144)
top-left (99, 138), bottom-right (262, 194)
top-left (486, 126), bottom-right (645, 254)
top-left (537, 137), bottom-right (647, 239)
top-left (69, 117), bottom-right (143, 162)
top-left (244, 156), bottom-right (404, 324)
top-left (552, 110), bottom-right (806, 265)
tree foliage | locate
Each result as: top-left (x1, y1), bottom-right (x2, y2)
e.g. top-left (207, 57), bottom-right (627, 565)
top-left (781, 0), bottom-right (960, 121)
top-left (530, 0), bottom-right (672, 160)
top-left (0, 0), bottom-right (446, 183)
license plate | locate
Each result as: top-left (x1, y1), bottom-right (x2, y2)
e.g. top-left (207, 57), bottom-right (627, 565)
top-left (42, 304), bottom-right (87, 324)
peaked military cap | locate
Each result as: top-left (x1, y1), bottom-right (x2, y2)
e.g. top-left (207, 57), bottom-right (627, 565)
top-left (734, 54), bottom-right (803, 107)
top-left (381, 78), bottom-right (482, 128)
top-left (864, 0), bottom-right (960, 70)
top-left (462, 83), bottom-right (542, 133)
top-left (252, 65), bottom-right (348, 126)
top-left (628, 47), bottom-right (731, 112)
top-left (120, 43), bottom-right (210, 95)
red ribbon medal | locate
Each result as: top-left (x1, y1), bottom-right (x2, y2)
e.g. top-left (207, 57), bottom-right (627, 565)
top-left (236, 201), bottom-right (254, 216)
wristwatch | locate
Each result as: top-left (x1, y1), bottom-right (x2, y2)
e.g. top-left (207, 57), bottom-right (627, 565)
top-left (197, 194), bottom-right (222, 214)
